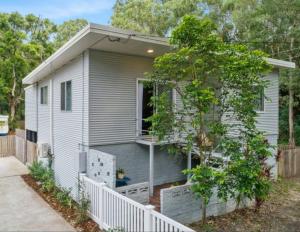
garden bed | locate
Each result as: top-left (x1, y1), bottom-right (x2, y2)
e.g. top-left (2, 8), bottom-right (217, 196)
top-left (189, 178), bottom-right (300, 232)
top-left (22, 174), bottom-right (101, 232)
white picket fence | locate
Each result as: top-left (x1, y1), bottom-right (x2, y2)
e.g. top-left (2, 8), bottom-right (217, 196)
top-left (81, 174), bottom-right (195, 232)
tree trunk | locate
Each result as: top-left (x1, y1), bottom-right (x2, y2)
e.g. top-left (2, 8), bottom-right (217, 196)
top-left (201, 199), bottom-right (207, 224)
top-left (9, 65), bottom-right (17, 131)
top-left (9, 100), bottom-right (16, 125)
top-left (288, 37), bottom-right (295, 147)
top-left (288, 84), bottom-right (295, 147)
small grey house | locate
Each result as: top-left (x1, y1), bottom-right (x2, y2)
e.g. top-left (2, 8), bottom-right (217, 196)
top-left (23, 24), bottom-right (294, 209)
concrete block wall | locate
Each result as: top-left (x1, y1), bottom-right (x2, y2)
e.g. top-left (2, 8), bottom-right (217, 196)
top-left (92, 143), bottom-right (187, 186)
top-left (117, 182), bottom-right (150, 204)
top-left (161, 184), bottom-right (252, 224)
top-left (87, 149), bottom-right (116, 188)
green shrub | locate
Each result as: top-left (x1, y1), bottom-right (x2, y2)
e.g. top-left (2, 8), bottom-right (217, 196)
top-left (41, 175), bottom-right (56, 193)
top-left (55, 187), bottom-right (73, 208)
top-left (28, 161), bottom-right (46, 181)
top-left (29, 161), bottom-right (75, 209)
top-left (29, 161), bottom-right (56, 193)
top-left (76, 179), bottom-right (90, 224)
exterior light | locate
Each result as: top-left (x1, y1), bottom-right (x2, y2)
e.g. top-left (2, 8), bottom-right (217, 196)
top-left (147, 49), bottom-right (154, 53)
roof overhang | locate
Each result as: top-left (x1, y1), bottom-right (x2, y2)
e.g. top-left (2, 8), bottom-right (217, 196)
top-left (23, 24), bottom-right (170, 85)
top-left (22, 23), bottom-right (296, 85)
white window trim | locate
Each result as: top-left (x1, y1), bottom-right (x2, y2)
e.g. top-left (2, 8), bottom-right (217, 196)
top-left (60, 80), bottom-right (72, 112)
top-left (255, 87), bottom-right (266, 113)
top-left (136, 78), bottom-right (176, 136)
top-left (40, 86), bottom-right (48, 105)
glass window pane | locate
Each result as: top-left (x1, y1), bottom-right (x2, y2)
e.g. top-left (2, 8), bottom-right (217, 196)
top-left (254, 87), bottom-right (264, 111)
top-left (44, 86), bottom-right (48, 104)
top-left (41, 86), bottom-right (48, 105)
top-left (61, 82), bottom-right (65, 110)
top-left (40, 87), bottom-right (43, 104)
top-left (66, 81), bottom-right (72, 111)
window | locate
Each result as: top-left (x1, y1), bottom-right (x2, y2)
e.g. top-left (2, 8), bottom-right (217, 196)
top-left (137, 80), bottom-right (173, 135)
top-left (26, 129), bottom-right (37, 143)
top-left (254, 87), bottom-right (264, 111)
top-left (40, 86), bottom-right (48, 105)
top-left (61, 80), bottom-right (72, 111)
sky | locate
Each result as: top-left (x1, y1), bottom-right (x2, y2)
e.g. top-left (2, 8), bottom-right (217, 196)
top-left (0, 0), bottom-right (115, 24)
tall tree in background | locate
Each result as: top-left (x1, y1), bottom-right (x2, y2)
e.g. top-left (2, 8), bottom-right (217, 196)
top-left (0, 13), bottom-right (87, 130)
top-left (228, 0), bottom-right (300, 146)
top-left (54, 19), bottom-right (88, 49)
top-left (111, 0), bottom-right (202, 36)
top-left (0, 13), bottom-right (55, 129)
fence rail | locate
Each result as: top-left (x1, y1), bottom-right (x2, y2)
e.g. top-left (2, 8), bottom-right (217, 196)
top-left (81, 175), bottom-right (195, 232)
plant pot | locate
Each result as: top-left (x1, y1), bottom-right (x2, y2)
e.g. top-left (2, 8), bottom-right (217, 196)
top-left (117, 173), bottom-right (125, 179)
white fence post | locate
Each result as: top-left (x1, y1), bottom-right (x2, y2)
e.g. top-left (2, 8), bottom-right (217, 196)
top-left (79, 173), bottom-right (86, 181)
top-left (97, 182), bottom-right (106, 229)
top-left (144, 205), bottom-right (155, 232)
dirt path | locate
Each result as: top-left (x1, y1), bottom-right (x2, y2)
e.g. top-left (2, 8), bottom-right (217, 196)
top-left (190, 178), bottom-right (300, 232)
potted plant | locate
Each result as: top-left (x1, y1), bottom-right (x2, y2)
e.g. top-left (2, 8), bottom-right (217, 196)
top-left (117, 168), bottom-right (125, 179)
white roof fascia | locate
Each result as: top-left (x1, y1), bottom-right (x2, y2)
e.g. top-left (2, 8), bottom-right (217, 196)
top-left (265, 58), bottom-right (296, 69)
top-left (22, 23), bottom-right (296, 85)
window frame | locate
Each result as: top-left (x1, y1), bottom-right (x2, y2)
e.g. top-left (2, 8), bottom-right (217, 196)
top-left (40, 86), bottom-right (48, 105)
top-left (254, 86), bottom-right (265, 112)
top-left (60, 80), bottom-right (72, 112)
top-left (136, 79), bottom-right (176, 136)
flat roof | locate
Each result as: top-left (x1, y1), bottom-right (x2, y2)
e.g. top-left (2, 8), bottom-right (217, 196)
top-left (22, 23), bottom-right (296, 85)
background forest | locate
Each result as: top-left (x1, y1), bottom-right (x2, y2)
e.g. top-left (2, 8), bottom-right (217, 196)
top-left (0, 0), bottom-right (299, 146)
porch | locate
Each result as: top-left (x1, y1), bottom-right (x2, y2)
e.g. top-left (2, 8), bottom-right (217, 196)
top-left (87, 142), bottom-right (188, 201)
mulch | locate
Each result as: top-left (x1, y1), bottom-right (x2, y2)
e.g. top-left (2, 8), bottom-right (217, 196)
top-left (21, 174), bottom-right (102, 232)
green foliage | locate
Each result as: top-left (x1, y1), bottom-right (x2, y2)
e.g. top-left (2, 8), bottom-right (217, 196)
top-left (54, 19), bottom-right (88, 49)
top-left (148, 15), bottom-right (273, 222)
top-left (226, 0), bottom-right (300, 146)
top-left (111, 0), bottom-right (202, 36)
top-left (28, 161), bottom-right (56, 193)
top-left (76, 179), bottom-right (90, 224)
top-left (0, 13), bottom-right (87, 130)
top-left (55, 187), bottom-right (73, 208)
top-left (183, 165), bottom-right (218, 204)
top-left (28, 161), bottom-right (47, 181)
top-left (0, 12), bottom-right (56, 130)
top-left (107, 228), bottom-right (125, 232)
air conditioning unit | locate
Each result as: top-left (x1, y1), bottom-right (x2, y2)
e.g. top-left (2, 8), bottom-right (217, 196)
top-left (38, 143), bottom-right (50, 158)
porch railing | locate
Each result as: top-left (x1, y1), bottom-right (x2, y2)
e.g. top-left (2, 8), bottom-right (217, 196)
top-left (80, 174), bottom-right (195, 232)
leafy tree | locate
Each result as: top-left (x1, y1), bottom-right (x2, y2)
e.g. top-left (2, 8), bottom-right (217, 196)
top-left (54, 19), bottom-right (88, 49)
top-left (111, 0), bottom-right (202, 36)
top-left (148, 15), bottom-right (272, 223)
top-left (0, 13), bottom-right (87, 130)
top-left (227, 0), bottom-right (300, 146)
top-left (0, 12), bottom-right (55, 129)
